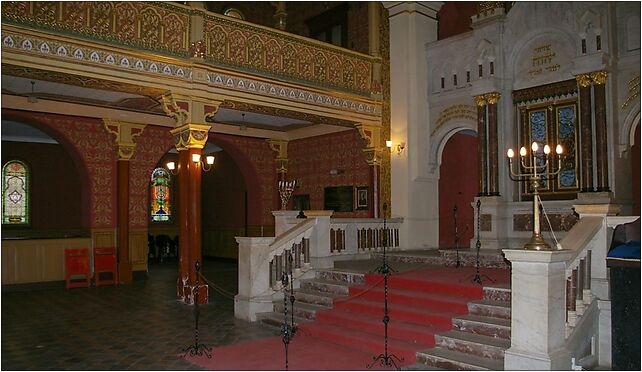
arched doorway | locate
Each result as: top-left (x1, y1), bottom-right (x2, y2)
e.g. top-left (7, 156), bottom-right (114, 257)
top-left (1, 119), bottom-right (89, 232)
top-left (438, 129), bottom-right (479, 249)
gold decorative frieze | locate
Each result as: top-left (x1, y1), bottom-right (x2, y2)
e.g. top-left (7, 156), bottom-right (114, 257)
top-left (103, 120), bottom-right (146, 161)
top-left (621, 75), bottom-right (640, 110)
top-left (575, 73), bottom-right (592, 88)
top-left (203, 13), bottom-right (378, 97)
top-left (1, 1), bottom-right (190, 55)
top-left (431, 105), bottom-right (476, 136)
top-left (1, 30), bottom-right (192, 80)
top-left (512, 79), bottom-right (577, 104)
top-left (267, 139), bottom-right (289, 174)
top-left (363, 147), bottom-right (385, 166)
top-left (590, 70), bottom-right (608, 85)
top-left (209, 72), bottom-right (381, 116)
top-left (220, 101), bottom-right (356, 128)
top-left (170, 123), bottom-right (211, 151)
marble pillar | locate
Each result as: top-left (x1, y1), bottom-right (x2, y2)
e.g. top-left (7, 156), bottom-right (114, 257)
top-left (486, 92), bottom-right (500, 196)
top-left (576, 74), bottom-right (594, 193)
top-left (503, 249), bottom-right (573, 370)
top-left (475, 95), bottom-right (488, 196)
top-left (591, 71), bottom-right (610, 192)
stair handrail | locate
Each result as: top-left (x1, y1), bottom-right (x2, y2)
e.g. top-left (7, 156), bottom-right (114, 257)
top-left (268, 218), bottom-right (316, 262)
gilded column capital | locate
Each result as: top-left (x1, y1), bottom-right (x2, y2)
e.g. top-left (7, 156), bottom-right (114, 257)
top-left (103, 120), bottom-right (146, 161)
top-left (575, 73), bottom-right (592, 88)
top-left (161, 92), bottom-right (223, 127)
top-left (267, 139), bottom-right (289, 173)
top-left (355, 122), bottom-right (382, 149)
top-left (169, 123), bottom-right (212, 151)
top-left (484, 92), bottom-right (501, 105)
top-left (590, 70), bottom-right (609, 85)
top-left (473, 94), bottom-right (487, 107)
top-left (363, 147), bottom-right (385, 166)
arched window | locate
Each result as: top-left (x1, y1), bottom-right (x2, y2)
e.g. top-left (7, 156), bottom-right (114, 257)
top-left (150, 167), bottom-right (171, 222)
top-left (2, 160), bottom-right (29, 225)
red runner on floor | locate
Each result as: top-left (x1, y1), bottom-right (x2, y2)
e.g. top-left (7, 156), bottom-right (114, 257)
top-left (184, 332), bottom-right (397, 370)
top-left (185, 267), bottom-right (510, 370)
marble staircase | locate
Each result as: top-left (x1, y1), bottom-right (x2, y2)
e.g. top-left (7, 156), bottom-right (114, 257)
top-left (413, 284), bottom-right (512, 370)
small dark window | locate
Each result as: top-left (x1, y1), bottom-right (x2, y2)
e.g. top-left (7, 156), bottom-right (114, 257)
top-left (306, 3), bottom-right (348, 48)
top-left (453, 74), bottom-right (458, 86)
top-left (466, 71), bottom-right (471, 83)
top-left (478, 64), bottom-right (483, 78)
top-left (441, 77), bottom-right (445, 89)
top-left (490, 61), bottom-right (494, 75)
top-left (581, 39), bottom-right (587, 54)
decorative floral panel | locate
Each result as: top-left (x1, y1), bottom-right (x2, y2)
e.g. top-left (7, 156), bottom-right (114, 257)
top-left (203, 13), bottom-right (375, 96)
top-left (1, 1), bottom-right (190, 55)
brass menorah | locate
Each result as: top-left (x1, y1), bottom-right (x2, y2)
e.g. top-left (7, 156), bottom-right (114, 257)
top-left (278, 180), bottom-right (297, 210)
top-left (507, 142), bottom-right (563, 251)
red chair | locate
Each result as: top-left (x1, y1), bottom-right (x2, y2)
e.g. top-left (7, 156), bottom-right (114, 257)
top-left (64, 248), bottom-right (91, 289)
top-left (93, 247), bottom-right (118, 286)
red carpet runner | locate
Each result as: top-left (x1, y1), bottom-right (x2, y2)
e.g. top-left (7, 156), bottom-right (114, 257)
top-left (185, 267), bottom-right (510, 370)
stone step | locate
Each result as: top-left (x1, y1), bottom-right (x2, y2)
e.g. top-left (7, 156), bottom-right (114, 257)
top-left (452, 314), bottom-right (511, 340)
top-left (483, 284), bottom-right (512, 302)
top-left (435, 330), bottom-right (510, 361)
top-left (373, 251), bottom-right (444, 266)
top-left (315, 269), bottom-right (366, 285)
top-left (468, 299), bottom-right (511, 320)
top-left (299, 278), bottom-right (351, 296)
top-left (292, 288), bottom-right (346, 307)
top-left (402, 363), bottom-right (447, 370)
top-left (440, 249), bottom-right (510, 269)
top-left (273, 300), bottom-right (330, 320)
top-left (256, 311), bottom-right (311, 331)
top-left (416, 346), bottom-right (504, 371)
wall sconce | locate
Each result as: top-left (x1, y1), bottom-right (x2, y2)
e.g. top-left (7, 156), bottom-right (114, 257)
top-left (166, 154), bottom-right (215, 175)
top-left (386, 140), bottom-right (406, 155)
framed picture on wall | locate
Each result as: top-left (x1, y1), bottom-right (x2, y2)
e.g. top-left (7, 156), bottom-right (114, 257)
top-left (356, 186), bottom-right (368, 210)
top-left (292, 194), bottom-right (310, 211)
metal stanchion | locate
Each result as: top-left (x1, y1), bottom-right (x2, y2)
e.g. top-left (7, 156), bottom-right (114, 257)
top-left (182, 260), bottom-right (212, 358)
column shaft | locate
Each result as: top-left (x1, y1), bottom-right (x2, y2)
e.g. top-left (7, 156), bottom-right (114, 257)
top-left (370, 164), bottom-right (380, 218)
top-left (178, 150), bottom-right (191, 292)
top-left (476, 101), bottom-right (488, 196)
top-left (593, 78), bottom-right (609, 191)
top-left (486, 93), bottom-right (500, 196)
top-left (578, 80), bottom-right (594, 192)
top-left (117, 160), bottom-right (132, 283)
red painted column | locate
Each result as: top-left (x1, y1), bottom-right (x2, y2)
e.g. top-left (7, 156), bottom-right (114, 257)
top-left (177, 149), bottom-right (191, 297)
top-left (591, 71), bottom-right (610, 192)
top-left (576, 74), bottom-right (594, 192)
top-left (370, 164), bottom-right (380, 218)
top-left (117, 160), bottom-right (132, 284)
top-left (187, 148), bottom-right (203, 288)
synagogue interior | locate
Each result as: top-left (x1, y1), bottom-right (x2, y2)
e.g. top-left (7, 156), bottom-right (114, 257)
top-left (1, 1), bottom-right (640, 370)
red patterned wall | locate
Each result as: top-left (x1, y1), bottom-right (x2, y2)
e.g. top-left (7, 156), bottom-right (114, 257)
top-left (288, 130), bottom-right (370, 218)
top-left (129, 124), bottom-right (175, 228)
top-left (3, 109), bottom-right (116, 228)
top-left (209, 133), bottom-right (277, 227)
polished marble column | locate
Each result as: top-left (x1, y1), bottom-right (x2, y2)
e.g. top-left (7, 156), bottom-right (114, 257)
top-left (591, 71), bottom-right (610, 192)
top-left (475, 95), bottom-right (488, 196)
top-left (576, 73), bottom-right (594, 192)
top-left (486, 92), bottom-right (500, 196)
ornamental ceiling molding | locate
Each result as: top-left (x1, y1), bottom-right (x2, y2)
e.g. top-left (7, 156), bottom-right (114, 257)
top-left (208, 72), bottom-right (381, 116)
top-left (2, 30), bottom-right (383, 119)
top-left (1, 64), bottom-right (168, 101)
top-left (219, 100), bottom-right (356, 128)
top-left (1, 31), bottom-right (193, 80)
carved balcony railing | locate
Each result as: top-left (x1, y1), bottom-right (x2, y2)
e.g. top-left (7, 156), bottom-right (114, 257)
top-left (2, 1), bottom-right (380, 97)
top-left (329, 218), bottom-right (403, 255)
top-left (1, 1), bottom-right (191, 55)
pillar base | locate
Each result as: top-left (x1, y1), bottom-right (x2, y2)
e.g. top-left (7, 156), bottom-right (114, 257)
top-left (118, 262), bottom-right (133, 284)
top-left (234, 294), bottom-right (273, 322)
top-left (504, 346), bottom-right (571, 370)
top-left (178, 282), bottom-right (208, 304)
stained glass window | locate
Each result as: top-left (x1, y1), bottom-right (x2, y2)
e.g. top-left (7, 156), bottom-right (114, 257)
top-left (150, 167), bottom-right (171, 222)
top-left (2, 160), bottom-right (29, 225)
top-left (520, 100), bottom-right (579, 199)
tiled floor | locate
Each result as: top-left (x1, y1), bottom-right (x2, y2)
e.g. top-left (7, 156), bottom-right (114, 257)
top-left (1, 260), bottom-right (278, 370)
